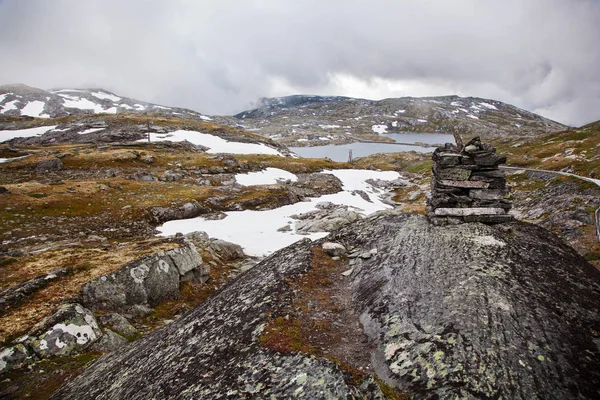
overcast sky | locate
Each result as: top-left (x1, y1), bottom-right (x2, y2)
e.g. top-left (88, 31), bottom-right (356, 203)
top-left (0, 0), bottom-right (599, 126)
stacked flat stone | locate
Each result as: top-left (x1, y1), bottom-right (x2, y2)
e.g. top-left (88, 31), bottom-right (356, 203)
top-left (427, 136), bottom-right (513, 225)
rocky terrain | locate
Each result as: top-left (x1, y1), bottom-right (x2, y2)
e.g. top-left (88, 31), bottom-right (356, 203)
top-left (217, 94), bottom-right (568, 147)
top-left (50, 213), bottom-right (600, 399)
top-left (0, 84), bottom-right (211, 120)
top-left (0, 86), bottom-right (598, 399)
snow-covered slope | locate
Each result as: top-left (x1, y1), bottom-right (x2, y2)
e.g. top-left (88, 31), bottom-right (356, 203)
top-left (0, 83), bottom-right (212, 120)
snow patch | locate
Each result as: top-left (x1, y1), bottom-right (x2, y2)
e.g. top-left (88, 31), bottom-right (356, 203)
top-left (140, 130), bottom-right (283, 155)
top-left (467, 114), bottom-right (479, 119)
top-left (91, 91), bottom-right (121, 102)
top-left (372, 124), bottom-right (388, 134)
top-left (20, 100), bottom-right (47, 117)
top-left (62, 97), bottom-right (106, 113)
top-left (479, 102), bottom-right (498, 110)
top-left (78, 128), bottom-right (105, 135)
top-left (157, 169), bottom-right (400, 256)
top-left (1, 100), bottom-right (19, 112)
top-left (472, 235), bottom-right (505, 247)
top-left (0, 125), bottom-right (57, 142)
top-left (235, 168), bottom-right (298, 186)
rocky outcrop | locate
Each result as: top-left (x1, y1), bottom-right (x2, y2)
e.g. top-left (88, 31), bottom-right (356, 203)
top-left (151, 201), bottom-right (209, 223)
top-left (428, 137), bottom-right (513, 224)
top-left (50, 212), bottom-right (600, 399)
top-left (292, 202), bottom-right (361, 234)
top-left (0, 303), bottom-right (103, 373)
top-left (81, 242), bottom-right (206, 313)
top-left (0, 267), bottom-right (75, 313)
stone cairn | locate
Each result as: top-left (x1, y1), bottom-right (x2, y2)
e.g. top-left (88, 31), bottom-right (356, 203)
top-left (427, 136), bottom-right (513, 225)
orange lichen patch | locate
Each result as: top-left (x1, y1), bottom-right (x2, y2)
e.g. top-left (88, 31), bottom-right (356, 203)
top-left (260, 247), bottom-right (372, 379)
top-left (0, 240), bottom-right (179, 344)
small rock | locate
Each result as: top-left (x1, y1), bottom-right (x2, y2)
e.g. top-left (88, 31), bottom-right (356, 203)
top-left (99, 313), bottom-right (139, 338)
top-left (277, 225), bottom-right (292, 232)
top-left (359, 252), bottom-right (372, 259)
top-left (0, 186), bottom-right (9, 194)
top-left (341, 268), bottom-right (354, 277)
top-left (35, 158), bottom-right (63, 171)
top-left (91, 329), bottom-right (128, 353)
top-left (322, 242), bottom-right (346, 257)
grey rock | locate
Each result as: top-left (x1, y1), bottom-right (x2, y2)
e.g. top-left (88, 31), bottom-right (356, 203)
top-left (51, 213), bottom-right (600, 399)
top-left (322, 242), bottom-right (346, 257)
top-left (469, 189), bottom-right (508, 200)
top-left (0, 267), bottom-right (74, 313)
top-left (99, 313), bottom-right (139, 338)
top-left (434, 207), bottom-right (507, 216)
top-left (82, 243), bottom-right (202, 311)
top-left (151, 201), bottom-right (208, 223)
top-left (208, 239), bottom-right (245, 261)
top-left (35, 157), bottom-right (63, 171)
top-left (91, 329), bottom-right (129, 353)
top-left (160, 170), bottom-right (185, 182)
top-left (24, 303), bottom-right (102, 358)
top-left (293, 206), bottom-right (361, 234)
top-left (436, 167), bottom-right (471, 181)
top-left (277, 224), bottom-right (292, 232)
top-left (0, 344), bottom-right (36, 374)
top-left (130, 171), bottom-right (156, 182)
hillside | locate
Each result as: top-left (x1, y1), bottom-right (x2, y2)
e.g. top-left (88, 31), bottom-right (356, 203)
top-left (0, 87), bottom-right (598, 399)
top-left (220, 94), bottom-right (568, 147)
top-left (0, 83), bottom-right (211, 121)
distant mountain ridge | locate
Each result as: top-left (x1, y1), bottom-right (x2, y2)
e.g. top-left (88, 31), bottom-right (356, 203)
top-left (226, 94), bottom-right (568, 146)
top-left (0, 83), bottom-right (212, 121)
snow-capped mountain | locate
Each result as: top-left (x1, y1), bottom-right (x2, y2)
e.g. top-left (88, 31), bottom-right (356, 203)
top-left (0, 83), bottom-right (212, 121)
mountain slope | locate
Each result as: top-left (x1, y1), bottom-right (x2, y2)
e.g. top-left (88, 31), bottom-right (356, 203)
top-left (0, 83), bottom-right (211, 120)
top-left (223, 95), bottom-right (568, 146)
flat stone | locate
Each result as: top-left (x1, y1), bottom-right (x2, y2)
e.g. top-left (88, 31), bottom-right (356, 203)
top-left (469, 189), bottom-right (508, 200)
top-left (471, 170), bottom-right (505, 178)
top-left (436, 168), bottom-right (472, 181)
top-left (341, 268), bottom-right (354, 277)
top-left (434, 207), bottom-right (507, 217)
top-left (474, 154), bottom-right (507, 166)
top-left (438, 180), bottom-right (490, 189)
top-left (462, 214), bottom-right (514, 223)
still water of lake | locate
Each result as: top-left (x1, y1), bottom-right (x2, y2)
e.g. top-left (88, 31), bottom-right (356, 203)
top-left (290, 133), bottom-right (454, 162)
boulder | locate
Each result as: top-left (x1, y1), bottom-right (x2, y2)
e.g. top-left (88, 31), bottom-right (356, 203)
top-left (91, 329), bottom-right (129, 353)
top-left (208, 239), bottom-right (245, 261)
top-left (0, 186), bottom-right (9, 194)
top-left (35, 157), bottom-right (63, 171)
top-left (0, 344), bottom-right (36, 374)
top-left (293, 206), bottom-right (362, 234)
top-left (99, 313), bottom-right (139, 338)
top-left (81, 242), bottom-right (203, 312)
top-left (322, 242), bottom-right (346, 257)
top-left (51, 213), bottom-right (600, 399)
top-left (151, 201), bottom-right (208, 223)
top-left (160, 170), bottom-right (185, 182)
top-left (23, 303), bottom-right (102, 358)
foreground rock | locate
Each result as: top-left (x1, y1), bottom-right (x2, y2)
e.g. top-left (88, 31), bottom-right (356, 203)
top-left (51, 213), bottom-right (600, 399)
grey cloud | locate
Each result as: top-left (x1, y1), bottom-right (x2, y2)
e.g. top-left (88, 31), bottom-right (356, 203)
top-left (0, 0), bottom-right (599, 125)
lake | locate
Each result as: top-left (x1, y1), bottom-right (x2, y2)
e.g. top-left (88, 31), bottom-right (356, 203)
top-left (290, 133), bottom-right (454, 162)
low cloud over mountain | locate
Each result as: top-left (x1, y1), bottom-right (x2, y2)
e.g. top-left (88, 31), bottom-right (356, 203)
top-left (0, 0), bottom-right (599, 125)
